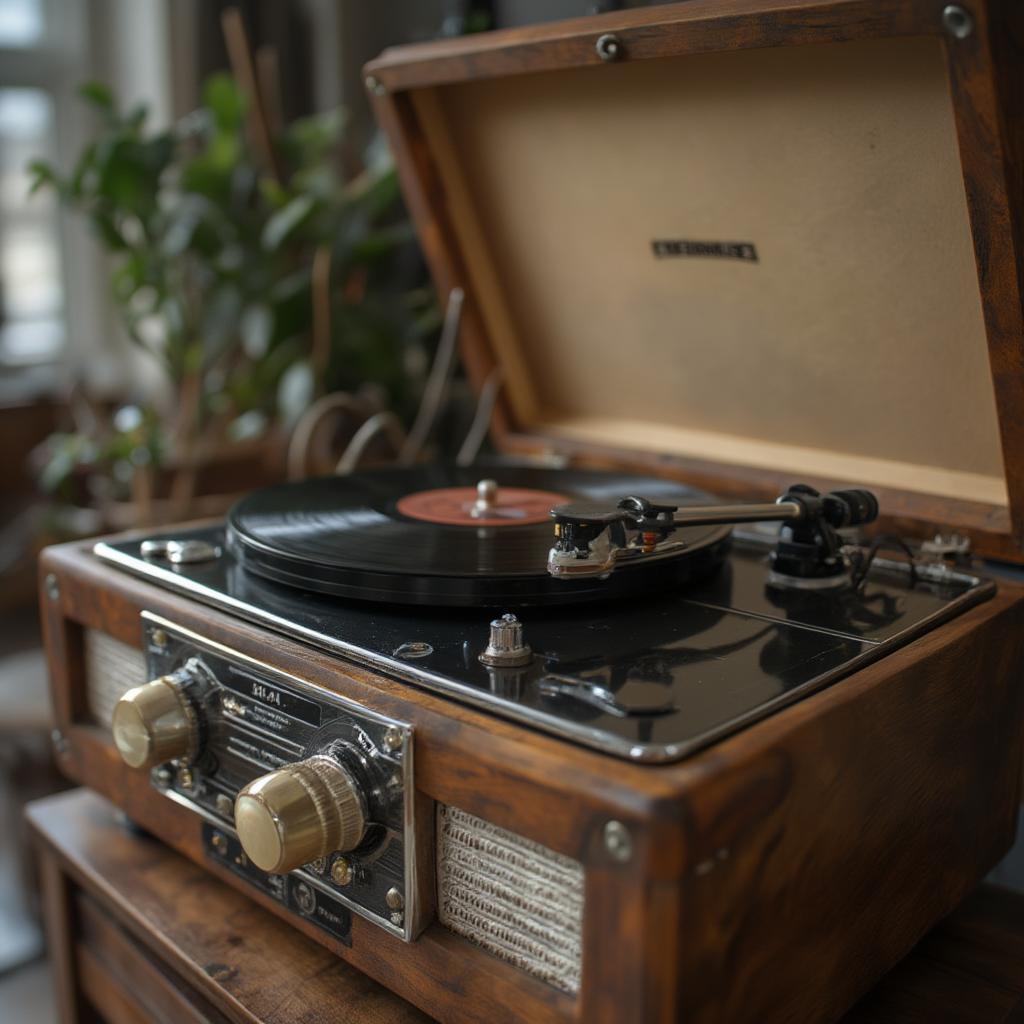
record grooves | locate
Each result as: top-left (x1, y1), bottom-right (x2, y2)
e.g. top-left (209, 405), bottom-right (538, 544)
top-left (226, 466), bottom-right (733, 607)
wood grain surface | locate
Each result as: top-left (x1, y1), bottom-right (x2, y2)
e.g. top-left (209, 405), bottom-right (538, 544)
top-left (28, 789), bottom-right (1024, 1024)
top-left (38, 533), bottom-right (1024, 1023)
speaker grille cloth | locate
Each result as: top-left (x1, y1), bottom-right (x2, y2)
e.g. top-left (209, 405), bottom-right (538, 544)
top-left (436, 804), bottom-right (584, 994)
top-left (84, 629), bottom-right (146, 729)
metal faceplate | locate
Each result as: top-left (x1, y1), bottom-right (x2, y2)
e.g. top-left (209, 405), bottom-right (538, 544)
top-left (141, 614), bottom-right (419, 942)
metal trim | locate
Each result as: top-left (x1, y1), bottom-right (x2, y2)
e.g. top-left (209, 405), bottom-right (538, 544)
top-left (97, 542), bottom-right (996, 763)
top-left (142, 613), bottom-right (419, 942)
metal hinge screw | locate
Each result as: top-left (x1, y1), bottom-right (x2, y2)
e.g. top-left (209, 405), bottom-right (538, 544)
top-left (365, 75), bottom-right (386, 96)
top-left (44, 573), bottom-right (60, 601)
top-left (595, 32), bottom-right (623, 61)
top-left (942, 5), bottom-right (973, 39)
top-left (603, 820), bottom-right (633, 862)
top-left (382, 726), bottom-right (404, 753)
top-left (386, 885), bottom-right (405, 926)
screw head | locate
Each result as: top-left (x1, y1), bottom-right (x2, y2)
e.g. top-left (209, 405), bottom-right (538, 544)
top-left (385, 886), bottom-right (404, 911)
top-left (151, 628), bottom-right (168, 649)
top-left (294, 881), bottom-right (316, 915)
top-left (382, 726), bottom-right (404, 753)
top-left (595, 32), bottom-right (623, 62)
top-left (331, 857), bottom-right (353, 886)
top-left (44, 573), bottom-right (60, 601)
top-left (365, 75), bottom-right (386, 96)
top-left (215, 793), bottom-right (234, 819)
top-left (603, 819), bottom-right (633, 862)
top-left (50, 729), bottom-right (68, 756)
top-left (942, 4), bottom-right (973, 39)
top-left (211, 830), bottom-right (229, 855)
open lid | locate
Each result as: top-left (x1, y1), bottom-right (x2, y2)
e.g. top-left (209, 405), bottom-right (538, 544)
top-left (365, 0), bottom-right (1024, 562)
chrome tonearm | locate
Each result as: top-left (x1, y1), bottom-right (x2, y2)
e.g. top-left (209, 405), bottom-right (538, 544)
top-left (547, 485), bottom-right (879, 581)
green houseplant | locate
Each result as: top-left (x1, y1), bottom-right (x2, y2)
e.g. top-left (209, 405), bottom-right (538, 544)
top-left (29, 75), bottom-right (434, 524)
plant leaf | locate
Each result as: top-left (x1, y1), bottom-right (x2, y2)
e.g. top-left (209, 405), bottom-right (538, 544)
top-left (78, 80), bottom-right (115, 112)
top-left (203, 73), bottom-right (246, 132)
top-left (261, 193), bottom-right (315, 251)
top-left (26, 159), bottom-right (57, 195)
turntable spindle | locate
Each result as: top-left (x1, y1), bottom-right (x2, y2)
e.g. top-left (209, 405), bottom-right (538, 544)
top-left (470, 478), bottom-right (499, 518)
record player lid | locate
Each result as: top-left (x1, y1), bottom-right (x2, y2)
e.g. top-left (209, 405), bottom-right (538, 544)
top-left (365, 0), bottom-right (1024, 563)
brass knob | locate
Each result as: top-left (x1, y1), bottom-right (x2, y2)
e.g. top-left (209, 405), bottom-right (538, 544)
top-left (111, 676), bottom-right (198, 769)
top-left (234, 756), bottom-right (367, 874)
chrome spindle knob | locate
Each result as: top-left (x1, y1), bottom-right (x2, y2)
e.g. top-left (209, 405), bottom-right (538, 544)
top-left (471, 478), bottom-right (499, 518)
top-left (479, 612), bottom-right (532, 667)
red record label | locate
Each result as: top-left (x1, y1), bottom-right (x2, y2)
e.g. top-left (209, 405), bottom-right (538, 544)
top-left (396, 486), bottom-right (569, 527)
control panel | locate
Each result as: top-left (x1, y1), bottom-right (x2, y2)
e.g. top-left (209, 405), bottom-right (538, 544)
top-left (112, 612), bottom-right (421, 942)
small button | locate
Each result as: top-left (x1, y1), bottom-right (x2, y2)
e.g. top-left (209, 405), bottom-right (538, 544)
top-left (294, 881), bottom-right (316, 915)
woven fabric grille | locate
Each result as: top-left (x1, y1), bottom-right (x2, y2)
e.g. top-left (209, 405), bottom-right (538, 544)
top-left (436, 803), bottom-right (584, 994)
top-left (84, 629), bottom-right (146, 729)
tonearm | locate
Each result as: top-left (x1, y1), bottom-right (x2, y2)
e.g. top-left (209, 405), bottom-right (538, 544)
top-left (547, 484), bottom-right (879, 586)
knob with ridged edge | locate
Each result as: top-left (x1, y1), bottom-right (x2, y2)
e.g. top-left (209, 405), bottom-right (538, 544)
top-left (112, 675), bottom-right (199, 769)
top-left (234, 755), bottom-right (367, 874)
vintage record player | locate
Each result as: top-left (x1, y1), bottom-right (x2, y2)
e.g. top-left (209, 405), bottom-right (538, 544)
top-left (39, 2), bottom-right (1024, 1022)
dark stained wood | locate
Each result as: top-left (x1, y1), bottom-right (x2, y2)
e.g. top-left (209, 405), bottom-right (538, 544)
top-left (30, 787), bottom-right (1024, 1024)
top-left (76, 890), bottom-right (230, 1024)
top-left (844, 886), bottom-right (1024, 1023)
top-left (675, 582), bottom-right (1024, 1024)
top-left (943, 0), bottom-right (1024, 546)
top-left (364, 0), bottom-right (1024, 562)
top-left (37, 533), bottom-right (1024, 1023)
top-left (38, 843), bottom-right (94, 1024)
top-left (366, 0), bottom-right (955, 90)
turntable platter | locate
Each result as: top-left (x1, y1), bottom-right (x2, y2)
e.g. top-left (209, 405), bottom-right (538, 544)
top-left (226, 465), bottom-right (732, 606)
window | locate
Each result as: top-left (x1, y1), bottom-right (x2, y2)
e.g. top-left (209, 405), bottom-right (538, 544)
top-left (0, 0), bottom-right (90, 376)
top-left (0, 0), bottom-right (43, 48)
top-left (0, 85), bottom-right (63, 365)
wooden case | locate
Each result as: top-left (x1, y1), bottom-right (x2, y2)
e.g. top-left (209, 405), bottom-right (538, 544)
top-left (39, 535), bottom-right (1024, 1023)
top-left (364, 0), bottom-right (1024, 561)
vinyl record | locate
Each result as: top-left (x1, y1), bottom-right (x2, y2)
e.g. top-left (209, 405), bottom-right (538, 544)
top-left (226, 465), bottom-right (732, 606)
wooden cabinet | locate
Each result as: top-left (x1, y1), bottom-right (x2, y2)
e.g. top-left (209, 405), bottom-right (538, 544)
top-left (28, 788), bottom-right (1024, 1023)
